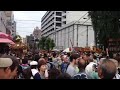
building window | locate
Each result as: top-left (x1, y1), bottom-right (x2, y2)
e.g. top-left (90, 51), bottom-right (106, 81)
top-left (63, 21), bottom-right (66, 24)
top-left (63, 15), bottom-right (66, 18)
top-left (63, 11), bottom-right (66, 13)
top-left (56, 12), bottom-right (62, 16)
top-left (56, 17), bottom-right (61, 21)
top-left (56, 23), bottom-right (61, 27)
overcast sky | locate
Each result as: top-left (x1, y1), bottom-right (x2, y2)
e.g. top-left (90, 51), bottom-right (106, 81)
top-left (14, 11), bottom-right (46, 38)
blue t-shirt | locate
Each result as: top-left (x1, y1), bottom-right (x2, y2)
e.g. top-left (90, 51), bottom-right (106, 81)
top-left (61, 62), bottom-right (69, 73)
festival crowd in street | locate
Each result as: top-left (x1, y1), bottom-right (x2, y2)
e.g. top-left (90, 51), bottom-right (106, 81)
top-left (0, 44), bottom-right (120, 79)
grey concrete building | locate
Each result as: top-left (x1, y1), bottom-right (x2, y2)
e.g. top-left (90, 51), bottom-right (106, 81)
top-left (0, 11), bottom-right (16, 38)
top-left (41, 11), bottom-right (94, 49)
top-left (55, 21), bottom-right (94, 50)
top-left (41, 11), bottom-right (62, 42)
top-left (0, 11), bottom-right (8, 33)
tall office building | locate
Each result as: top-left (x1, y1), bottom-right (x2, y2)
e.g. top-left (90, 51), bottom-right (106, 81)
top-left (41, 11), bottom-right (62, 41)
top-left (41, 11), bottom-right (93, 49)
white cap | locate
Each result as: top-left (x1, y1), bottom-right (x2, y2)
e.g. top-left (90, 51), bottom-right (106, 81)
top-left (0, 58), bottom-right (13, 68)
top-left (30, 61), bottom-right (38, 66)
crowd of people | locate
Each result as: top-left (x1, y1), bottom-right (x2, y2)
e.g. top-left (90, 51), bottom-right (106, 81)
top-left (0, 45), bottom-right (120, 79)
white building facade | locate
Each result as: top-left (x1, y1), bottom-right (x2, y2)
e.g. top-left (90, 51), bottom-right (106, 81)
top-left (62, 11), bottom-right (90, 26)
top-left (41, 11), bottom-right (94, 49)
top-left (41, 11), bottom-right (62, 42)
top-left (55, 21), bottom-right (95, 50)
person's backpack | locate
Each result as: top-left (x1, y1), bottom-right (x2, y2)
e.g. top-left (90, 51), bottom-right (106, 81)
top-left (19, 64), bottom-right (30, 79)
top-left (47, 62), bottom-right (55, 70)
top-left (21, 64), bottom-right (30, 70)
top-left (61, 62), bottom-right (69, 73)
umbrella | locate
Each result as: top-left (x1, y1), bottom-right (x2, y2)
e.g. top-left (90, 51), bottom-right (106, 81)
top-left (0, 32), bottom-right (12, 40)
top-left (0, 38), bottom-right (15, 45)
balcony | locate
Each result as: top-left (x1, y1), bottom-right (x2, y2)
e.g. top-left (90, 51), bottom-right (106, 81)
top-left (42, 19), bottom-right (54, 31)
top-left (42, 25), bottom-right (54, 35)
top-left (41, 11), bottom-right (54, 23)
top-left (41, 15), bottom-right (54, 28)
top-left (41, 11), bottom-right (50, 21)
top-left (42, 13), bottom-right (54, 26)
top-left (55, 21), bottom-right (62, 23)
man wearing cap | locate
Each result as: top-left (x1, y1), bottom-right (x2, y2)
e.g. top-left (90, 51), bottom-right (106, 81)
top-left (0, 55), bottom-right (19, 79)
top-left (0, 58), bottom-right (13, 79)
top-left (30, 61), bottom-right (39, 79)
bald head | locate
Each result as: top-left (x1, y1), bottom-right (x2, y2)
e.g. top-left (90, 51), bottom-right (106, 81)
top-left (110, 59), bottom-right (118, 68)
top-left (98, 59), bottom-right (116, 79)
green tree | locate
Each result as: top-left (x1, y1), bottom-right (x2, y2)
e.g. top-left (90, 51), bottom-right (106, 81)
top-left (38, 36), bottom-right (47, 50)
top-left (50, 39), bottom-right (55, 50)
top-left (38, 37), bottom-right (55, 51)
top-left (88, 11), bottom-right (120, 50)
top-left (45, 38), bottom-right (51, 51)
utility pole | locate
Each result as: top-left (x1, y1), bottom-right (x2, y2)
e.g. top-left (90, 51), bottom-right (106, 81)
top-left (77, 25), bottom-right (78, 47)
top-left (86, 25), bottom-right (88, 47)
top-left (70, 38), bottom-right (73, 52)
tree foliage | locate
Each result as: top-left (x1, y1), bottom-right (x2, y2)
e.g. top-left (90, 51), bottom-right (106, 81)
top-left (88, 11), bottom-right (120, 50)
top-left (38, 37), bottom-right (55, 51)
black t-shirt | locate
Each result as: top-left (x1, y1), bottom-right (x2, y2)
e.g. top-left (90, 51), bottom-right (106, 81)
top-left (33, 72), bottom-right (41, 79)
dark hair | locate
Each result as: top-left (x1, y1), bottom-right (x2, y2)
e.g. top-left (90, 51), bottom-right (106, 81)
top-left (31, 65), bottom-right (37, 69)
top-left (67, 53), bottom-right (70, 57)
top-left (93, 55), bottom-right (97, 60)
top-left (48, 57), bottom-right (52, 62)
top-left (53, 53), bottom-right (56, 58)
top-left (34, 54), bottom-right (40, 61)
top-left (0, 55), bottom-right (19, 72)
top-left (56, 73), bottom-right (71, 79)
top-left (22, 68), bottom-right (32, 79)
top-left (48, 68), bottom-right (61, 79)
top-left (78, 59), bottom-right (86, 70)
top-left (99, 59), bottom-right (116, 79)
top-left (109, 52), bottom-right (113, 58)
top-left (17, 65), bottom-right (23, 75)
top-left (44, 53), bottom-right (47, 58)
top-left (70, 54), bottom-right (80, 62)
top-left (22, 57), bottom-right (28, 64)
top-left (38, 60), bottom-right (46, 71)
